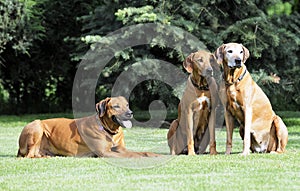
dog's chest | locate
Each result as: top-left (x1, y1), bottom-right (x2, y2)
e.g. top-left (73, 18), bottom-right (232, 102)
top-left (227, 86), bottom-right (244, 118)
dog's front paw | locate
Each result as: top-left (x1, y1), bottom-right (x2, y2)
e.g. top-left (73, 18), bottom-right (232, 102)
top-left (209, 147), bottom-right (218, 155)
top-left (225, 147), bottom-right (232, 155)
top-left (144, 152), bottom-right (161, 157)
top-left (241, 150), bottom-right (250, 156)
top-left (209, 142), bottom-right (218, 155)
top-left (188, 151), bottom-right (196, 156)
top-left (187, 145), bottom-right (195, 155)
top-left (170, 150), bottom-right (176, 155)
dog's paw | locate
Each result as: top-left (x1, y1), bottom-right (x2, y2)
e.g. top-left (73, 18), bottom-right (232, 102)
top-left (225, 147), bottom-right (232, 155)
top-left (188, 151), bottom-right (196, 156)
top-left (144, 152), bottom-right (161, 157)
top-left (241, 150), bottom-right (250, 156)
top-left (209, 148), bottom-right (218, 155)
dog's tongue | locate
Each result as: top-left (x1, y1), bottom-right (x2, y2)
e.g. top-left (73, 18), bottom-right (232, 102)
top-left (122, 120), bottom-right (132, 128)
top-left (117, 118), bottom-right (132, 128)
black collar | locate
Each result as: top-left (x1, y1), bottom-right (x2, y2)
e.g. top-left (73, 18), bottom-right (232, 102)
top-left (95, 115), bottom-right (118, 135)
top-left (190, 77), bottom-right (209, 91)
top-left (225, 69), bottom-right (247, 86)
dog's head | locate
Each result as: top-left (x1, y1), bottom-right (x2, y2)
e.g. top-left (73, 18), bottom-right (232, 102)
top-left (96, 96), bottom-right (133, 128)
top-left (183, 50), bottom-right (215, 78)
top-left (215, 43), bottom-right (249, 69)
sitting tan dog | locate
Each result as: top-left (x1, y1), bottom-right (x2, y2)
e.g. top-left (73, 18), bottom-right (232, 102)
top-left (167, 50), bottom-right (218, 155)
top-left (17, 96), bottom-right (159, 158)
top-left (215, 43), bottom-right (288, 155)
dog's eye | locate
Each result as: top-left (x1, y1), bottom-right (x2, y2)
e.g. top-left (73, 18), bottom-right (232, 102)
top-left (113, 105), bottom-right (120, 109)
top-left (240, 50), bottom-right (243, 54)
top-left (227, 50), bottom-right (233, 53)
top-left (197, 58), bottom-right (203, 62)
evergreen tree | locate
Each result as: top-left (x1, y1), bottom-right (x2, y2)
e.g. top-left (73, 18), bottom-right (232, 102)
top-left (78, 0), bottom-right (300, 111)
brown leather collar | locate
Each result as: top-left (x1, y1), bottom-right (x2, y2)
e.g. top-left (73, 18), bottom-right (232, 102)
top-left (224, 69), bottom-right (247, 86)
top-left (95, 115), bottom-right (118, 135)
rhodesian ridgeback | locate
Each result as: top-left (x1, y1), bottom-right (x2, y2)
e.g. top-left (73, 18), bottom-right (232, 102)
top-left (167, 50), bottom-right (218, 155)
top-left (215, 43), bottom-right (288, 155)
top-left (17, 96), bottom-right (159, 158)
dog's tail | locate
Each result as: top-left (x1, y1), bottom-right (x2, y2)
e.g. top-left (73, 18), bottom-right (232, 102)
top-left (167, 119), bottom-right (179, 155)
top-left (167, 119), bottom-right (179, 140)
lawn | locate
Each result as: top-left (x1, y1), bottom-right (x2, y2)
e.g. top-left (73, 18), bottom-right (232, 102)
top-left (0, 112), bottom-right (299, 191)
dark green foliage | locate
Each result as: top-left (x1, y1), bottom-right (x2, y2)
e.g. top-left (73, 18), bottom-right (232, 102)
top-left (0, 0), bottom-right (44, 55)
top-left (0, 0), bottom-right (299, 114)
top-left (79, 0), bottom-right (300, 111)
top-left (0, 0), bottom-right (99, 114)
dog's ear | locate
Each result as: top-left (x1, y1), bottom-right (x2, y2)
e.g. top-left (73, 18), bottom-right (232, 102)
top-left (183, 53), bottom-right (194, 73)
top-left (96, 97), bottom-right (111, 117)
top-left (241, 44), bottom-right (250, 63)
top-left (214, 44), bottom-right (225, 65)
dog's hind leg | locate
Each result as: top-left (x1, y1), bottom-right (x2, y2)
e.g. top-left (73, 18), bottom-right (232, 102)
top-left (272, 115), bottom-right (288, 153)
top-left (18, 120), bottom-right (44, 158)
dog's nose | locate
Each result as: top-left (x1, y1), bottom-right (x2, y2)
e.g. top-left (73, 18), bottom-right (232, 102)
top-left (235, 59), bottom-right (242, 66)
top-left (207, 67), bottom-right (213, 76)
top-left (125, 110), bottom-right (133, 118)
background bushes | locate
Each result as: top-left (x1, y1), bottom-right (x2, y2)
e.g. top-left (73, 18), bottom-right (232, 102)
top-left (0, 0), bottom-right (299, 114)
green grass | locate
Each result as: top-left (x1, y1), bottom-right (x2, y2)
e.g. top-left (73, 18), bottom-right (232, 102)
top-left (0, 112), bottom-right (300, 191)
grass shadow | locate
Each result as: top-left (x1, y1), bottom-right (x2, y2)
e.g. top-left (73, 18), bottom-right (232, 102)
top-left (0, 154), bottom-right (16, 158)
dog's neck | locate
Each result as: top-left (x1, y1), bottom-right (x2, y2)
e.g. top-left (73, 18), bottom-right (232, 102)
top-left (96, 114), bottom-right (120, 135)
top-left (223, 64), bottom-right (247, 86)
top-left (190, 74), bottom-right (209, 90)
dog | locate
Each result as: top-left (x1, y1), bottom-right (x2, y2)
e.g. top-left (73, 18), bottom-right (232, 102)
top-left (215, 43), bottom-right (288, 155)
top-left (17, 96), bottom-right (159, 158)
top-left (167, 50), bottom-right (218, 155)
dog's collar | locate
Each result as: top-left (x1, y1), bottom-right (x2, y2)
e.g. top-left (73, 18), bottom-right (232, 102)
top-left (190, 77), bottom-right (209, 91)
top-left (95, 115), bottom-right (118, 135)
top-left (225, 69), bottom-right (247, 86)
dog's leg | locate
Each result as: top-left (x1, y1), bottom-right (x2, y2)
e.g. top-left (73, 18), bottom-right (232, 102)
top-left (208, 109), bottom-right (217, 155)
top-left (106, 146), bottom-right (159, 158)
top-left (242, 106), bottom-right (252, 156)
top-left (273, 115), bottom-right (288, 153)
top-left (224, 111), bottom-right (235, 154)
top-left (18, 120), bottom-right (43, 158)
top-left (103, 150), bottom-right (143, 158)
top-left (187, 109), bottom-right (195, 155)
top-left (208, 79), bottom-right (218, 155)
top-left (219, 84), bottom-right (233, 155)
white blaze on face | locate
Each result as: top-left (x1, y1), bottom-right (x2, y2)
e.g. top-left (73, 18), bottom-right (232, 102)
top-left (224, 44), bottom-right (244, 68)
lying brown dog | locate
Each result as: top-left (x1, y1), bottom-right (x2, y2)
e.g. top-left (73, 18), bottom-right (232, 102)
top-left (215, 43), bottom-right (288, 155)
top-left (167, 50), bottom-right (218, 155)
top-left (17, 96), bottom-right (159, 158)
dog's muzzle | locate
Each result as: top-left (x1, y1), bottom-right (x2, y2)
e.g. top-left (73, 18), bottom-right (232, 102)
top-left (112, 111), bottom-right (133, 128)
top-left (206, 68), bottom-right (213, 77)
top-left (202, 67), bottom-right (213, 77)
top-left (234, 59), bottom-right (242, 68)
